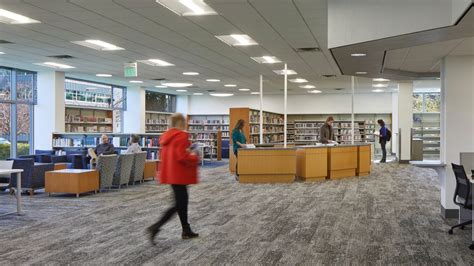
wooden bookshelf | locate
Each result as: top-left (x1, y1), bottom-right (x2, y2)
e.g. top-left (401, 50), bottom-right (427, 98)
top-left (186, 114), bottom-right (228, 161)
top-left (65, 106), bottom-right (113, 133)
top-left (145, 111), bottom-right (171, 133)
top-left (413, 112), bottom-right (440, 160)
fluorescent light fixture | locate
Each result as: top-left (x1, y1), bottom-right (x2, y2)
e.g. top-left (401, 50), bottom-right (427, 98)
top-left (193, 92), bottom-right (203, 95)
top-left (182, 72), bottom-right (199, 76)
top-left (215, 34), bottom-right (258, 46)
top-left (238, 88), bottom-right (250, 91)
top-left (308, 90), bottom-right (322, 94)
top-left (250, 92), bottom-right (260, 95)
top-left (300, 85), bottom-right (316, 89)
top-left (372, 89), bottom-right (384, 92)
top-left (176, 89), bottom-right (188, 92)
top-left (355, 71), bottom-right (367, 75)
top-left (206, 79), bottom-right (220, 82)
top-left (251, 56), bottom-right (281, 64)
top-left (0, 52), bottom-right (4, 55)
top-left (210, 93), bottom-right (234, 97)
top-left (96, 74), bottom-right (112, 77)
top-left (224, 84), bottom-right (237, 87)
top-left (72, 40), bottom-right (124, 51)
top-left (436, 77), bottom-right (441, 80)
top-left (0, 9), bottom-right (40, 24)
top-left (351, 53), bottom-right (366, 57)
top-left (129, 80), bottom-right (143, 84)
top-left (273, 69), bottom-right (297, 75)
top-left (289, 78), bottom-right (308, 83)
top-left (138, 59), bottom-right (174, 67)
top-left (372, 83), bottom-right (388, 88)
top-left (156, 0), bottom-right (217, 16)
top-left (163, 82), bottom-right (193, 88)
top-left (155, 85), bottom-right (168, 88)
top-left (373, 78), bottom-right (390, 82)
top-left (34, 62), bottom-right (75, 69)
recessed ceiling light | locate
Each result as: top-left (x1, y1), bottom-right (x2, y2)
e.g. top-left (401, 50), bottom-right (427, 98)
top-left (355, 71), bottom-right (367, 75)
top-left (72, 40), bottom-right (124, 51)
top-left (224, 84), bottom-right (237, 87)
top-left (0, 52), bottom-right (4, 55)
top-left (372, 83), bottom-right (388, 88)
top-left (216, 34), bottom-right (258, 46)
top-left (34, 62), bottom-right (75, 69)
top-left (300, 85), bottom-right (316, 89)
top-left (182, 72), bottom-right (199, 76)
top-left (210, 93), bottom-right (234, 97)
top-left (251, 56), bottom-right (282, 64)
top-left (156, 0), bottom-right (217, 16)
top-left (96, 74), bottom-right (112, 77)
top-left (155, 85), bottom-right (168, 88)
top-left (289, 78), bottom-right (308, 83)
top-left (273, 69), bottom-right (297, 75)
top-left (176, 89), bottom-right (188, 92)
top-left (239, 88), bottom-right (250, 91)
top-left (308, 90), bottom-right (322, 94)
top-left (163, 82), bottom-right (193, 88)
top-left (193, 92), bottom-right (203, 95)
top-left (139, 59), bottom-right (174, 67)
top-left (0, 9), bottom-right (40, 24)
top-left (372, 89), bottom-right (384, 93)
top-left (206, 79), bottom-right (220, 82)
top-left (250, 92), bottom-right (260, 95)
top-left (351, 53), bottom-right (366, 57)
top-left (373, 78), bottom-right (390, 82)
top-left (129, 80), bottom-right (143, 84)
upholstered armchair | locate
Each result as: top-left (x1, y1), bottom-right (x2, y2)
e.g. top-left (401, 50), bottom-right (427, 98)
top-left (97, 154), bottom-right (117, 191)
top-left (113, 153), bottom-right (134, 188)
top-left (129, 152), bottom-right (147, 184)
top-left (8, 158), bottom-right (54, 195)
top-left (50, 149), bottom-right (89, 169)
top-left (19, 149), bottom-right (56, 163)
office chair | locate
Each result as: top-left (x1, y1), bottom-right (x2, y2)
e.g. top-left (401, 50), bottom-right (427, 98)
top-left (448, 164), bottom-right (472, 239)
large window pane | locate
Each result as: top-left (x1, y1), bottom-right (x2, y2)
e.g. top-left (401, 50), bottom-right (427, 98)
top-left (425, 93), bottom-right (440, 112)
top-left (16, 70), bottom-right (36, 103)
top-left (0, 68), bottom-right (11, 101)
top-left (113, 87), bottom-right (125, 110)
top-left (16, 104), bottom-right (31, 156)
top-left (0, 103), bottom-right (11, 159)
top-left (65, 79), bottom-right (112, 108)
top-left (145, 91), bottom-right (176, 112)
top-left (413, 93), bottom-right (423, 112)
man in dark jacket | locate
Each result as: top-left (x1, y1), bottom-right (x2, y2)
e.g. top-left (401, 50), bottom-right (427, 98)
top-left (95, 134), bottom-right (115, 155)
top-left (378, 119), bottom-right (388, 163)
top-left (320, 116), bottom-right (336, 144)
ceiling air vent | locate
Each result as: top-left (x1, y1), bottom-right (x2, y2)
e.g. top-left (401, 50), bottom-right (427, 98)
top-left (334, 88), bottom-right (345, 91)
top-left (207, 90), bottom-right (216, 92)
top-left (151, 78), bottom-right (166, 81)
top-left (0, 40), bottom-right (13, 44)
top-left (280, 89), bottom-right (293, 91)
top-left (294, 47), bottom-right (321, 53)
top-left (322, 74), bottom-right (336, 78)
top-left (47, 55), bottom-right (75, 59)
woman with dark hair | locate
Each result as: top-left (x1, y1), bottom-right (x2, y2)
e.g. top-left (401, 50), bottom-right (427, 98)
top-left (378, 119), bottom-right (388, 163)
top-left (232, 119), bottom-right (247, 179)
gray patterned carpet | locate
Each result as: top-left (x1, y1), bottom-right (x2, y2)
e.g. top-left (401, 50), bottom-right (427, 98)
top-left (1, 162), bottom-right (473, 265)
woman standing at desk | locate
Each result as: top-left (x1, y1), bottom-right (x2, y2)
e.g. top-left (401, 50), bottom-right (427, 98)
top-left (232, 119), bottom-right (247, 180)
top-left (320, 116), bottom-right (336, 144)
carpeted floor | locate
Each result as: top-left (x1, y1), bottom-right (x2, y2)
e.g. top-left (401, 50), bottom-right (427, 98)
top-left (0, 162), bottom-right (473, 265)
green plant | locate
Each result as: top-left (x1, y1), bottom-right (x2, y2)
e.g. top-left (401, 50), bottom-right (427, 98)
top-left (0, 143), bottom-right (30, 160)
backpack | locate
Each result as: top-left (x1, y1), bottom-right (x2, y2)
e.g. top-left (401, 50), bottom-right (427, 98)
top-left (386, 128), bottom-right (392, 142)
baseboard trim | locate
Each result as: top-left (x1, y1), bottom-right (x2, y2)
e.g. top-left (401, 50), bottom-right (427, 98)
top-left (399, 160), bottom-right (410, 164)
top-left (441, 205), bottom-right (459, 219)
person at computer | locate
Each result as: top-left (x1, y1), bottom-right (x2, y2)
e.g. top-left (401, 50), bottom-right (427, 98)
top-left (320, 116), bottom-right (336, 144)
top-left (95, 134), bottom-right (116, 155)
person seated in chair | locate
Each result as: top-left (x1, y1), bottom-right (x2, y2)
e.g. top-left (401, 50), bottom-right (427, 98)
top-left (95, 134), bottom-right (116, 156)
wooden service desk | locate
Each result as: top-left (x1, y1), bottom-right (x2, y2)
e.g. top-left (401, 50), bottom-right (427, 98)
top-left (328, 145), bottom-right (358, 179)
top-left (357, 144), bottom-right (372, 176)
top-left (237, 148), bottom-right (296, 183)
top-left (296, 146), bottom-right (328, 181)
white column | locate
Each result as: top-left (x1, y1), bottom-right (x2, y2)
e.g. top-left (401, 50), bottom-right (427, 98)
top-left (34, 71), bottom-right (65, 150)
top-left (351, 76), bottom-right (355, 145)
top-left (440, 55), bottom-right (474, 217)
top-left (259, 75), bottom-right (263, 144)
top-left (123, 86), bottom-right (146, 133)
top-left (283, 64), bottom-right (288, 148)
top-left (391, 91), bottom-right (400, 156)
top-left (398, 82), bottom-right (413, 162)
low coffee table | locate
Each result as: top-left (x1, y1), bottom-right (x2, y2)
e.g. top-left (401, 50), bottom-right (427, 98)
top-left (54, 162), bottom-right (68, 170)
top-left (45, 169), bottom-right (99, 198)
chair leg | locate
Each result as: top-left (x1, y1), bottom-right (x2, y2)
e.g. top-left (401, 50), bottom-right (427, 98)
top-left (448, 220), bottom-right (472, 234)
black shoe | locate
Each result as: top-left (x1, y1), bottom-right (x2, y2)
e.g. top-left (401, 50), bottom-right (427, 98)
top-left (146, 226), bottom-right (160, 246)
top-left (182, 226), bottom-right (199, 239)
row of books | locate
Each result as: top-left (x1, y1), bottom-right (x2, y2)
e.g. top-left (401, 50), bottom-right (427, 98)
top-left (250, 125), bottom-right (284, 134)
top-left (65, 125), bottom-right (113, 133)
top-left (52, 136), bottom-right (160, 148)
top-left (188, 119), bottom-right (228, 125)
top-left (189, 133), bottom-right (217, 141)
top-left (146, 125), bottom-right (168, 132)
top-left (188, 125), bottom-right (229, 131)
top-left (249, 111), bottom-right (284, 124)
top-left (65, 114), bottom-right (112, 124)
top-left (145, 118), bottom-right (169, 125)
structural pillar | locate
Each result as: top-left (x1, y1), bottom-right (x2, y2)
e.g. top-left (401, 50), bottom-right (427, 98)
top-left (123, 86), bottom-right (146, 133)
top-left (34, 71), bottom-right (65, 150)
top-left (398, 82), bottom-right (413, 163)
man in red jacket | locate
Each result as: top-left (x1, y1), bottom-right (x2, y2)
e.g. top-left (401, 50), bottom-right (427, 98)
top-left (147, 113), bottom-right (199, 245)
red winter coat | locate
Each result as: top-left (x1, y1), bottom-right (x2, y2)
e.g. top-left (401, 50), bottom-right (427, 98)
top-left (159, 128), bottom-right (199, 185)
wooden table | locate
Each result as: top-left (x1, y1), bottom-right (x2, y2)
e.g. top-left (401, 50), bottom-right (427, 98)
top-left (238, 148), bottom-right (296, 183)
top-left (45, 169), bottom-right (99, 198)
top-left (296, 146), bottom-right (328, 181)
top-left (0, 169), bottom-right (24, 216)
top-left (54, 163), bottom-right (68, 171)
top-left (144, 160), bottom-right (159, 181)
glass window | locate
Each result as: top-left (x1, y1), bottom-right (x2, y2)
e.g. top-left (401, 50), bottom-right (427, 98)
top-left (145, 91), bottom-right (176, 112)
top-left (425, 93), bottom-right (440, 113)
top-left (113, 87), bottom-right (126, 110)
top-left (16, 70), bottom-right (36, 103)
top-left (0, 68), bottom-right (11, 101)
top-left (413, 93), bottom-right (423, 113)
top-left (16, 104), bottom-right (31, 157)
top-left (0, 103), bottom-right (11, 160)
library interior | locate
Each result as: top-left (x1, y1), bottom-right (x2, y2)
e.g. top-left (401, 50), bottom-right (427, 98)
top-left (1, 0), bottom-right (473, 264)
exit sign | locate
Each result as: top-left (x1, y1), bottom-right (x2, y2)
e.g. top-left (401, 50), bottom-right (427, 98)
top-left (124, 62), bottom-right (138, 78)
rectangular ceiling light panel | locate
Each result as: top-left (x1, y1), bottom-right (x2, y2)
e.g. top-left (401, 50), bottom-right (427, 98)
top-left (0, 9), bottom-right (40, 24)
top-left (34, 62), bottom-right (75, 69)
top-left (216, 34), bottom-right (258, 46)
top-left (138, 59), bottom-right (174, 67)
top-left (72, 40), bottom-right (124, 51)
top-left (251, 56), bottom-right (281, 64)
top-left (273, 69), bottom-right (297, 75)
top-left (156, 0), bottom-right (217, 16)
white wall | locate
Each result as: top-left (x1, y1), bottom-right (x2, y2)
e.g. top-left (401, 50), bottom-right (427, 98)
top-left (34, 71), bottom-right (65, 150)
top-left (440, 55), bottom-right (474, 212)
top-left (187, 93), bottom-right (393, 115)
top-left (398, 83), bottom-right (414, 161)
top-left (123, 86), bottom-right (145, 133)
top-left (176, 95), bottom-right (189, 114)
